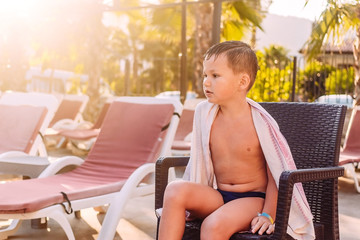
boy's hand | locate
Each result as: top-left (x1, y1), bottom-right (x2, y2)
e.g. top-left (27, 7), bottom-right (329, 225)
top-left (250, 216), bottom-right (275, 235)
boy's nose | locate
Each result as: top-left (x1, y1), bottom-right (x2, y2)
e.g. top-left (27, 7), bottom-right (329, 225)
top-left (203, 78), bottom-right (210, 87)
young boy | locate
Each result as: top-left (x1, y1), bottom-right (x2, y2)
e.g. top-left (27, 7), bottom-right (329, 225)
top-left (158, 41), bottom-right (314, 240)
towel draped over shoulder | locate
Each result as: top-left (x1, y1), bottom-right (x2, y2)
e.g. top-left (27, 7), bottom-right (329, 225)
top-left (183, 99), bottom-right (315, 240)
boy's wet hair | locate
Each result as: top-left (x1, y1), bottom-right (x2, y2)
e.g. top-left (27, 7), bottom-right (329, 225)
top-left (204, 41), bottom-right (258, 90)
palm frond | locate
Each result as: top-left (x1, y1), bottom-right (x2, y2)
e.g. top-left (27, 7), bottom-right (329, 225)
top-left (229, 0), bottom-right (264, 31)
top-left (304, 1), bottom-right (358, 60)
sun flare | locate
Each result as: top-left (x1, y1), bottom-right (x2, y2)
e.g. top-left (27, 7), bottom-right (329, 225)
top-left (0, 0), bottom-right (43, 17)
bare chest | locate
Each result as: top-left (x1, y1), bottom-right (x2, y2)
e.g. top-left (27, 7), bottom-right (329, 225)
top-left (209, 116), bottom-right (265, 175)
top-left (210, 118), bottom-right (261, 156)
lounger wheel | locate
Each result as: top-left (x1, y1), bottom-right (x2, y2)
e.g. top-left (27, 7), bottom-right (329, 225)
top-left (0, 219), bottom-right (23, 240)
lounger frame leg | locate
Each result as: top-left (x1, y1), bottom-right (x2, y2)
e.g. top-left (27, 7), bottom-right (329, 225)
top-left (0, 219), bottom-right (22, 240)
top-left (344, 163), bottom-right (360, 193)
top-left (74, 210), bottom-right (81, 219)
top-left (31, 218), bottom-right (47, 229)
top-left (97, 163), bottom-right (156, 240)
top-left (50, 209), bottom-right (75, 240)
top-left (0, 205), bottom-right (78, 240)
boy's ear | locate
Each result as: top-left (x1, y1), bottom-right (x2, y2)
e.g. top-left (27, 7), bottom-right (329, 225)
top-left (238, 73), bottom-right (251, 90)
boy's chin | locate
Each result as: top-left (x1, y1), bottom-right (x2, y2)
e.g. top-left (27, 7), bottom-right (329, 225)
top-left (206, 98), bottom-right (216, 104)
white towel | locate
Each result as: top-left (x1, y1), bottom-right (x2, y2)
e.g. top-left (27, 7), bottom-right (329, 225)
top-left (183, 99), bottom-right (315, 240)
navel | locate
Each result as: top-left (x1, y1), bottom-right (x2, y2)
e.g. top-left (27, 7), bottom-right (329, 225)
top-left (247, 147), bottom-right (251, 152)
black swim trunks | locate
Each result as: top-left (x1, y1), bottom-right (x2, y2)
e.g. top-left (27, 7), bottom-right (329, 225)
top-left (217, 189), bottom-right (266, 204)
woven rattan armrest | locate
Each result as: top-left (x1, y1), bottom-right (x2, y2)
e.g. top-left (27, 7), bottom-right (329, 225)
top-left (155, 156), bottom-right (189, 210)
top-left (271, 166), bottom-right (344, 239)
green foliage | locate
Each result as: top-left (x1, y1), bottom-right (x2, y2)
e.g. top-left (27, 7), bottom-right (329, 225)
top-left (222, 0), bottom-right (264, 41)
top-left (304, 1), bottom-right (359, 60)
top-left (264, 44), bottom-right (291, 68)
top-left (67, 77), bottom-right (82, 94)
top-left (325, 67), bottom-right (354, 94)
top-left (101, 28), bottom-right (130, 96)
top-left (248, 47), bottom-right (354, 103)
top-left (297, 60), bottom-right (335, 101)
top-left (248, 51), bottom-right (293, 102)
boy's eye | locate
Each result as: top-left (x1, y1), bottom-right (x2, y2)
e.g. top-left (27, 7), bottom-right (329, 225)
top-left (213, 74), bottom-right (218, 78)
top-left (203, 74), bottom-right (207, 78)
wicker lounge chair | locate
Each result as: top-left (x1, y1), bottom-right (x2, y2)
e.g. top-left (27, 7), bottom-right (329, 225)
top-left (339, 105), bottom-right (360, 193)
top-left (0, 96), bottom-right (182, 240)
top-left (155, 102), bottom-right (346, 240)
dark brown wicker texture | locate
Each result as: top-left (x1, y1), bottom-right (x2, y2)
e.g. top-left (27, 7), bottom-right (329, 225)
top-left (155, 102), bottom-right (346, 240)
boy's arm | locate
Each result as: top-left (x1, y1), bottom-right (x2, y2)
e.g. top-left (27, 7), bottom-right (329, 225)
top-left (262, 163), bottom-right (278, 221)
top-left (251, 163), bottom-right (278, 235)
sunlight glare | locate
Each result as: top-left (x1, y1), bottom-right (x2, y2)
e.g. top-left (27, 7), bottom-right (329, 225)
top-left (139, 0), bottom-right (159, 4)
top-left (0, 0), bottom-right (42, 17)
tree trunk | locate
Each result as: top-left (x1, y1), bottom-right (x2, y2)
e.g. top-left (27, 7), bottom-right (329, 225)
top-left (193, 3), bottom-right (213, 97)
top-left (132, 40), bottom-right (139, 94)
top-left (248, 0), bottom-right (259, 49)
top-left (84, 1), bottom-right (105, 122)
top-left (250, 26), bottom-right (257, 49)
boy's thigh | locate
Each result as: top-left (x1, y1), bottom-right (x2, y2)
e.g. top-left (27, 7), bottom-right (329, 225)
top-left (172, 181), bottom-right (223, 219)
top-left (205, 197), bottom-right (264, 232)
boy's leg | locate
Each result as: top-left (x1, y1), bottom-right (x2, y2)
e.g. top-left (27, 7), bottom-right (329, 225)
top-left (200, 197), bottom-right (264, 240)
top-left (158, 180), bottom-right (223, 240)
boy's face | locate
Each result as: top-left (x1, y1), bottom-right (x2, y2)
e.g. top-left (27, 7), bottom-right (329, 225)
top-left (203, 54), bottom-right (245, 105)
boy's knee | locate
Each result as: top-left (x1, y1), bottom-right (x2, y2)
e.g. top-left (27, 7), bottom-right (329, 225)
top-left (200, 216), bottom-right (223, 239)
top-left (163, 180), bottom-right (189, 204)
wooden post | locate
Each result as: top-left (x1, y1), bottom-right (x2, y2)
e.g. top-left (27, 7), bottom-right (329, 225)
top-left (212, 0), bottom-right (222, 45)
top-left (292, 56), bottom-right (297, 102)
top-left (180, 0), bottom-right (187, 104)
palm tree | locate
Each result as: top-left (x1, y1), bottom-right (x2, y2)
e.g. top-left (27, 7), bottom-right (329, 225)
top-left (303, 0), bottom-right (360, 105)
top-left (192, 0), bottom-right (266, 96)
top-left (119, 1), bottom-right (266, 96)
top-left (264, 44), bottom-right (291, 68)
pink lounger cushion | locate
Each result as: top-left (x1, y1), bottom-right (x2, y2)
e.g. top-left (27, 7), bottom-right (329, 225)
top-left (59, 128), bottom-right (101, 140)
top-left (0, 105), bottom-right (47, 154)
top-left (339, 107), bottom-right (360, 165)
top-left (171, 109), bottom-right (194, 151)
top-left (173, 109), bottom-right (194, 141)
top-left (56, 102), bottom-right (111, 140)
top-left (49, 99), bottom-right (83, 127)
top-left (0, 101), bottom-right (174, 214)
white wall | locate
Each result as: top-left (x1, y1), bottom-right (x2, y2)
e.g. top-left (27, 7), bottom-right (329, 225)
top-left (255, 14), bottom-right (313, 57)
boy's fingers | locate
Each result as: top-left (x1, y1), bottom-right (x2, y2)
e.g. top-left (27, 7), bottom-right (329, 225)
top-left (251, 216), bottom-right (259, 227)
top-left (252, 216), bottom-right (275, 235)
top-left (251, 221), bottom-right (261, 233)
top-left (251, 218), bottom-right (266, 233)
top-left (258, 222), bottom-right (270, 235)
top-left (266, 224), bottom-right (275, 234)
